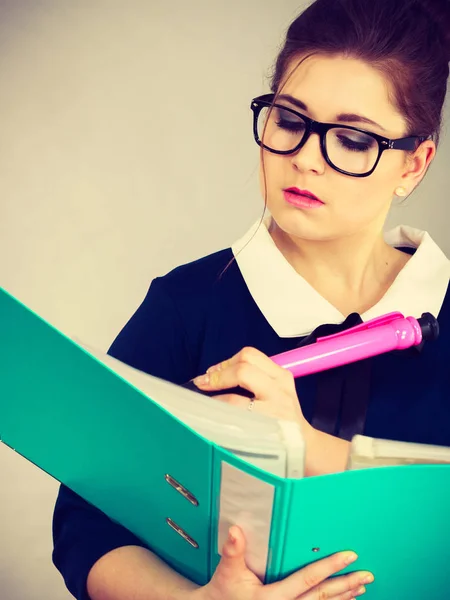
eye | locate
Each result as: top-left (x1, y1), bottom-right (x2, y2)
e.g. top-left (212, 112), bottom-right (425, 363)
top-left (276, 119), bottom-right (306, 133)
top-left (336, 132), bottom-right (376, 152)
top-left (275, 108), bottom-right (306, 133)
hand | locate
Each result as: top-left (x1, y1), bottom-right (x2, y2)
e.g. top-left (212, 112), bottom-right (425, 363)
top-left (193, 347), bottom-right (351, 475)
top-left (191, 526), bottom-right (374, 600)
top-left (193, 347), bottom-right (309, 431)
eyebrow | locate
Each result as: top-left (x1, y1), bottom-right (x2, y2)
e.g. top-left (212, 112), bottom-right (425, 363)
top-left (277, 93), bottom-right (387, 132)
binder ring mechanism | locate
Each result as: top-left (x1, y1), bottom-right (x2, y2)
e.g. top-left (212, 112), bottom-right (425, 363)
top-left (166, 517), bottom-right (199, 549)
top-left (165, 473), bottom-right (200, 549)
top-left (165, 474), bottom-right (199, 506)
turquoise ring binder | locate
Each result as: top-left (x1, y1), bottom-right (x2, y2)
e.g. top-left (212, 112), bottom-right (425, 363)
top-left (1, 286), bottom-right (449, 599)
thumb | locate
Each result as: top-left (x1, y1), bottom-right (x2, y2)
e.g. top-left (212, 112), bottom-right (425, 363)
top-left (216, 526), bottom-right (247, 577)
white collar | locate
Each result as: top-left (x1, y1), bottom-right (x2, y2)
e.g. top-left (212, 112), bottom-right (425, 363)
top-left (232, 219), bottom-right (450, 338)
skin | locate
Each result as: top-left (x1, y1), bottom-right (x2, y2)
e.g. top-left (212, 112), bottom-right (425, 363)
top-left (262, 54), bottom-right (435, 316)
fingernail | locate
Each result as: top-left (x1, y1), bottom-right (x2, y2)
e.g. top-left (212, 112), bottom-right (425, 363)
top-left (354, 585), bottom-right (366, 596)
top-left (344, 552), bottom-right (358, 565)
top-left (361, 574), bottom-right (374, 584)
top-left (228, 528), bottom-right (236, 544)
top-left (207, 360), bottom-right (229, 374)
top-left (193, 374), bottom-right (210, 386)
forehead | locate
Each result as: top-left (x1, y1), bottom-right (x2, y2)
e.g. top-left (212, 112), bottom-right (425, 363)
top-left (281, 55), bottom-right (406, 134)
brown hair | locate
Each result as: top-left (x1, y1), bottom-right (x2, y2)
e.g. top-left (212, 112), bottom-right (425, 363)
top-left (271, 0), bottom-right (450, 145)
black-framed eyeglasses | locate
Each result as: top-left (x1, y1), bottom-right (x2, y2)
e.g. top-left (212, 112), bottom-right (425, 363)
top-left (251, 94), bottom-right (428, 178)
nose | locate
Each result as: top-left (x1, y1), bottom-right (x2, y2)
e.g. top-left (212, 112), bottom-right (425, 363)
top-left (290, 132), bottom-right (326, 175)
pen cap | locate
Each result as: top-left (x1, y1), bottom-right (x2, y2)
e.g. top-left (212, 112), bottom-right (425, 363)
top-left (417, 312), bottom-right (440, 342)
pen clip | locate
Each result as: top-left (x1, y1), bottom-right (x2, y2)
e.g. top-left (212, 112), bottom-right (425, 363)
top-left (316, 312), bottom-right (405, 343)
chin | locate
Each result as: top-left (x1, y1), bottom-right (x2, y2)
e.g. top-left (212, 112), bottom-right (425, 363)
top-left (269, 206), bottom-right (334, 242)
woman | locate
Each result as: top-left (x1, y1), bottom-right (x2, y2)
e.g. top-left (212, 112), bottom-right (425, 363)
top-left (53, 0), bottom-right (450, 599)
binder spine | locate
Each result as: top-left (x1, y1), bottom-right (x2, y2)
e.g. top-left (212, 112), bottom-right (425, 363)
top-left (209, 445), bottom-right (283, 582)
top-left (209, 444), bottom-right (223, 579)
top-left (264, 479), bottom-right (293, 583)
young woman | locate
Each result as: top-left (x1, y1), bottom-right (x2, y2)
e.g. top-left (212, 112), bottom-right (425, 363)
top-left (52, 1), bottom-right (450, 599)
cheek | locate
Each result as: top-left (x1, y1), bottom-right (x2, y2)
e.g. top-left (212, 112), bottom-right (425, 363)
top-left (260, 151), bottom-right (400, 230)
top-left (336, 177), bottom-right (392, 220)
top-left (260, 154), bottom-right (286, 188)
top-left (362, 155), bottom-right (404, 205)
top-left (313, 170), bottom-right (395, 232)
top-left (259, 154), bottom-right (283, 200)
top-left (335, 151), bottom-right (404, 211)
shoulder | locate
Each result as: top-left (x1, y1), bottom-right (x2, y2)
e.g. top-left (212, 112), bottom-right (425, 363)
top-left (108, 248), bottom-right (241, 382)
top-left (154, 247), bottom-right (241, 302)
top-left (137, 246), bottom-right (246, 341)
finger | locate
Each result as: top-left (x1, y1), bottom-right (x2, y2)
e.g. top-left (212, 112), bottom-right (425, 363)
top-left (327, 586), bottom-right (366, 600)
top-left (211, 393), bottom-right (248, 407)
top-left (216, 526), bottom-right (247, 577)
top-left (300, 570), bottom-right (373, 599)
top-left (195, 364), bottom-right (303, 422)
top-left (213, 393), bottom-right (263, 413)
top-left (194, 361), bottom-right (285, 400)
top-left (214, 391), bottom-right (304, 424)
top-left (207, 346), bottom-right (292, 384)
top-left (300, 588), bottom-right (364, 600)
top-left (265, 551), bottom-right (358, 598)
top-left (333, 585), bottom-right (367, 599)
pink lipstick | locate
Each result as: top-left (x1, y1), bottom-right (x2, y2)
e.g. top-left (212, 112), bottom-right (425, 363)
top-left (283, 187), bottom-right (324, 209)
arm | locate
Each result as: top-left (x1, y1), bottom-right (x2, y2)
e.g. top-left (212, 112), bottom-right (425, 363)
top-left (86, 546), bottom-right (198, 600)
top-left (87, 528), bottom-right (370, 600)
top-left (303, 425), bottom-right (351, 476)
top-left (54, 477), bottom-right (201, 600)
top-left (53, 486), bottom-right (199, 600)
top-left (58, 488), bottom-right (369, 600)
top-left (53, 284), bottom-right (361, 600)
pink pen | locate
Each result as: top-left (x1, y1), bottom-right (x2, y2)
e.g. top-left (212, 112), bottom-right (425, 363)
top-left (271, 312), bottom-right (439, 378)
top-left (183, 312), bottom-right (438, 399)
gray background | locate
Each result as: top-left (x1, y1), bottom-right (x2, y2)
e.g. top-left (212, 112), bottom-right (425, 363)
top-left (0, 1), bottom-right (448, 598)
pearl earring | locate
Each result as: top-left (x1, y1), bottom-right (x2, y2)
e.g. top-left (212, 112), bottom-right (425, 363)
top-left (395, 187), bottom-right (407, 197)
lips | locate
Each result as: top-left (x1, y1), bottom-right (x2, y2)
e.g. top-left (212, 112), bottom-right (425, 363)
top-left (284, 187), bottom-right (323, 203)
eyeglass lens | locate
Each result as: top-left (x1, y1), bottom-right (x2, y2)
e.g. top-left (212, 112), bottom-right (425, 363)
top-left (257, 105), bottom-right (380, 175)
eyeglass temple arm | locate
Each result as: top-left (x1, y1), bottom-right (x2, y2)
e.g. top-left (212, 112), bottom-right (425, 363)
top-left (392, 136), bottom-right (429, 150)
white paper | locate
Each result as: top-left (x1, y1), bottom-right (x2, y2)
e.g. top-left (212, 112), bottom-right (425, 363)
top-left (218, 461), bottom-right (275, 580)
top-left (76, 340), bottom-right (299, 476)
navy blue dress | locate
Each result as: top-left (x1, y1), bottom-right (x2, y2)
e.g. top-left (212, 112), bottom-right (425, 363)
top-left (52, 247), bottom-right (450, 599)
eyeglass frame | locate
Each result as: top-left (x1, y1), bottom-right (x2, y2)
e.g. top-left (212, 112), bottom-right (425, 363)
top-left (251, 94), bottom-right (429, 178)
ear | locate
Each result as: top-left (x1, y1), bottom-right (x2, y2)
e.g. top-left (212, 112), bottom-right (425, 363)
top-left (400, 140), bottom-right (436, 192)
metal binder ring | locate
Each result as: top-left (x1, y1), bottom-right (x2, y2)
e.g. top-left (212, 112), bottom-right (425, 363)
top-left (247, 398), bottom-right (255, 411)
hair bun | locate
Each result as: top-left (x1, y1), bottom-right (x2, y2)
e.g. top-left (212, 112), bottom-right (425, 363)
top-left (417, 0), bottom-right (450, 61)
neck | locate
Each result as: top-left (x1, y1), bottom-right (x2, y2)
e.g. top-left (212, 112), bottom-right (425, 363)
top-left (269, 219), bottom-right (408, 315)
